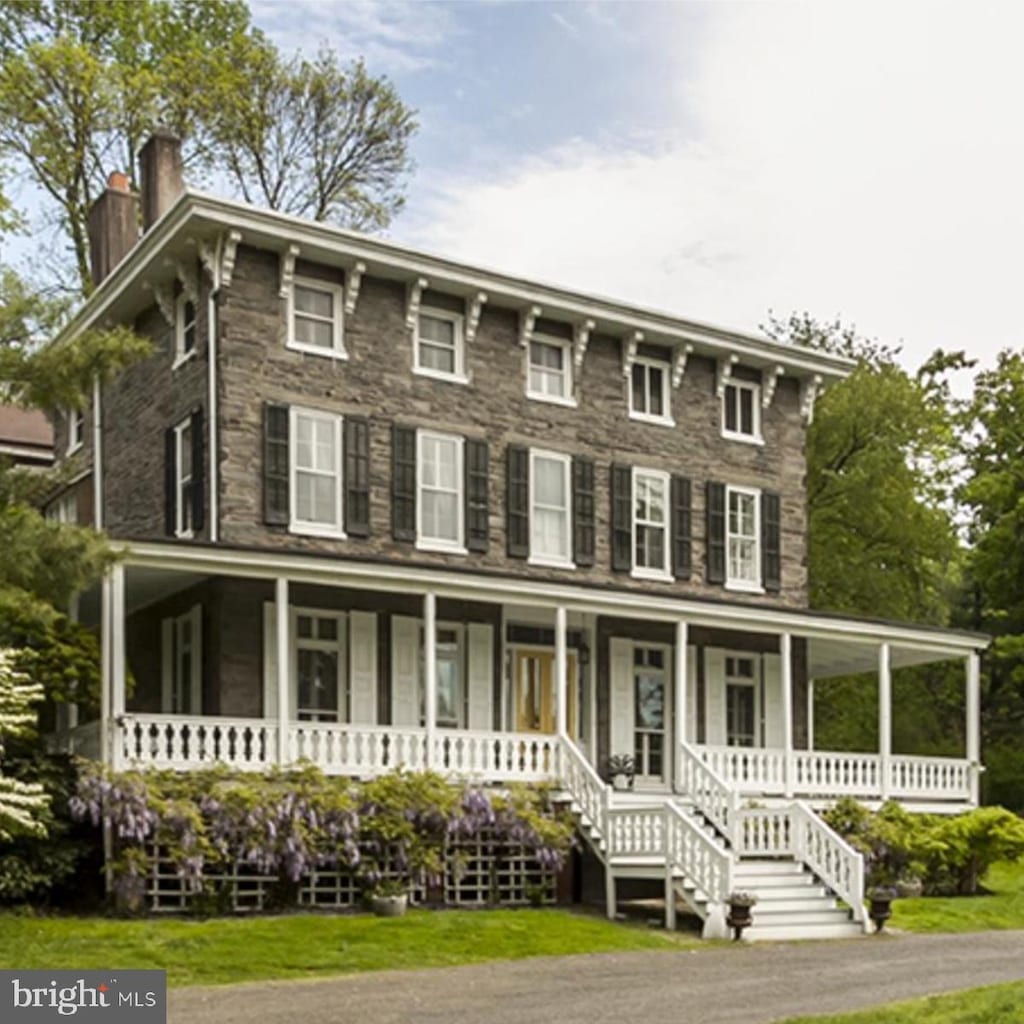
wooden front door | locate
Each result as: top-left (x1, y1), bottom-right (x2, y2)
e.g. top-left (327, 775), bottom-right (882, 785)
top-left (513, 648), bottom-right (578, 735)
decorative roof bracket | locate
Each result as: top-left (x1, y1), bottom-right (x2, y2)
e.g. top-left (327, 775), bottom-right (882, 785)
top-left (279, 244), bottom-right (300, 299)
top-left (762, 365), bottom-right (785, 408)
top-left (220, 230), bottom-right (242, 289)
top-left (406, 277), bottom-right (429, 330)
top-left (671, 343), bottom-right (694, 389)
top-left (172, 258), bottom-right (199, 305)
top-left (146, 281), bottom-right (175, 326)
top-left (344, 261), bottom-right (366, 316)
top-left (519, 305), bottom-right (542, 348)
top-left (194, 237), bottom-right (219, 282)
top-left (800, 374), bottom-right (823, 424)
top-left (716, 354), bottom-right (739, 398)
top-left (465, 291), bottom-right (488, 344)
top-left (621, 330), bottom-right (644, 377)
top-left (574, 319), bottom-right (595, 368)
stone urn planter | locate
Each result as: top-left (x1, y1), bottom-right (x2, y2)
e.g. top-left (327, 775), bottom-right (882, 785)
top-left (371, 893), bottom-right (409, 918)
top-left (896, 877), bottom-right (923, 899)
top-left (867, 886), bottom-right (898, 933)
top-left (726, 892), bottom-right (757, 941)
top-left (606, 754), bottom-right (635, 792)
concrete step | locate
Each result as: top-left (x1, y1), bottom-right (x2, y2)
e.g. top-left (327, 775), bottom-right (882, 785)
top-left (744, 920), bottom-right (865, 942)
top-left (733, 859), bottom-right (804, 876)
top-left (746, 883), bottom-right (829, 900)
top-left (751, 908), bottom-right (851, 926)
top-left (749, 895), bottom-right (839, 913)
top-left (736, 870), bottom-right (817, 887)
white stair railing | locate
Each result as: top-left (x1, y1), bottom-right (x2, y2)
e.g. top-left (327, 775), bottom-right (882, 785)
top-left (679, 740), bottom-right (740, 845)
top-left (664, 802), bottom-right (733, 907)
top-left (556, 737), bottom-right (611, 851)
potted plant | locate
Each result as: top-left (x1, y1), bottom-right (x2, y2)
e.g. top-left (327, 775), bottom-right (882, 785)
top-left (867, 885), bottom-right (898, 933)
top-left (605, 753), bottom-right (635, 791)
top-left (370, 878), bottom-right (409, 918)
top-left (726, 891), bottom-right (757, 941)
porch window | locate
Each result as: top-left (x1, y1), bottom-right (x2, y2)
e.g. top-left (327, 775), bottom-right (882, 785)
top-left (417, 431), bottom-right (464, 551)
top-left (295, 612), bottom-right (346, 722)
top-left (420, 624), bottom-right (464, 727)
top-left (288, 276), bottom-right (346, 358)
top-left (290, 407), bottom-right (344, 537)
top-left (632, 468), bottom-right (670, 579)
top-left (527, 337), bottom-right (573, 404)
top-left (726, 486), bottom-right (761, 590)
top-left (725, 655), bottom-right (758, 747)
top-left (629, 357), bottom-right (671, 425)
top-left (634, 646), bottom-right (666, 778)
top-left (174, 290), bottom-right (197, 366)
top-left (173, 416), bottom-right (194, 538)
top-left (722, 380), bottom-right (761, 441)
top-left (416, 308), bottom-right (465, 381)
top-left (161, 605), bottom-right (202, 714)
top-left (529, 450), bottom-right (572, 567)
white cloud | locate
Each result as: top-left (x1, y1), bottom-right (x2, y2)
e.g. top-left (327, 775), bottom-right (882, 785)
top-left (396, 1), bottom-right (1024, 373)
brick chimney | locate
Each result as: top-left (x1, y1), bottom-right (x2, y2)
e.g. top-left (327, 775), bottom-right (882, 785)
top-left (139, 129), bottom-right (185, 231)
top-left (87, 171), bottom-right (140, 286)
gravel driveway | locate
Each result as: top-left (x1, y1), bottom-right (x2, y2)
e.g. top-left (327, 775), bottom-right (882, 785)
top-left (169, 930), bottom-right (1024, 1024)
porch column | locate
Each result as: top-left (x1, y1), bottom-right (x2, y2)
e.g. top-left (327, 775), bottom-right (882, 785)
top-left (555, 605), bottom-right (568, 737)
top-left (424, 592), bottom-right (437, 767)
top-left (674, 619), bottom-right (688, 792)
top-left (878, 642), bottom-right (892, 800)
top-left (99, 572), bottom-right (112, 766)
top-left (781, 632), bottom-right (794, 798)
top-left (275, 577), bottom-right (290, 766)
top-left (966, 651), bottom-right (981, 806)
top-left (806, 677), bottom-right (815, 751)
top-left (110, 563), bottom-right (126, 770)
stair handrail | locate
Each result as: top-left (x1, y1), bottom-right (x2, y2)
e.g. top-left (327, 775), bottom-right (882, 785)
top-left (679, 740), bottom-right (740, 846)
top-left (663, 801), bottom-right (733, 907)
top-left (791, 800), bottom-right (867, 930)
top-left (557, 736), bottom-right (611, 849)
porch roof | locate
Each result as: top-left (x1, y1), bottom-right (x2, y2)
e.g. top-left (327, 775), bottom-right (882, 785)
top-left (107, 541), bottom-right (987, 676)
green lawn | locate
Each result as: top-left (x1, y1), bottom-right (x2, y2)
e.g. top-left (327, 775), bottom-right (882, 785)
top-left (0, 908), bottom-right (695, 987)
top-left (778, 981), bottom-right (1024, 1023)
top-left (892, 860), bottom-right (1024, 933)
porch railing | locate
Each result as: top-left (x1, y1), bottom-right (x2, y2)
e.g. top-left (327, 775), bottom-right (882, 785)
top-left (697, 744), bottom-right (971, 803)
top-left (118, 714), bottom-right (277, 771)
top-left (556, 736), bottom-right (609, 847)
top-left (432, 729), bottom-right (561, 783)
top-left (679, 740), bottom-right (739, 843)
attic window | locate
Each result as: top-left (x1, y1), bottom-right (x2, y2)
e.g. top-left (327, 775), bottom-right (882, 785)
top-left (288, 277), bottom-right (347, 359)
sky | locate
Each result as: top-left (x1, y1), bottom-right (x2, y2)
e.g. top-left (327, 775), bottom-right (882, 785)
top-left (250, 0), bottom-right (1024, 384)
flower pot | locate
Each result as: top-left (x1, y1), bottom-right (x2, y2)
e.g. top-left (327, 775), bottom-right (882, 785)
top-left (612, 773), bottom-right (632, 792)
top-left (726, 901), bottom-right (755, 941)
top-left (371, 894), bottom-right (408, 918)
top-left (868, 896), bottom-right (894, 933)
top-left (896, 878), bottom-right (923, 899)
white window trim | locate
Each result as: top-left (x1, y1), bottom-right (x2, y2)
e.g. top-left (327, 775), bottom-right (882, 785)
top-left (173, 416), bottom-right (194, 539)
top-left (416, 429), bottom-right (466, 554)
top-left (725, 484), bottom-right (764, 594)
top-left (631, 467), bottom-right (672, 582)
top-left (288, 406), bottom-right (346, 539)
top-left (526, 333), bottom-right (577, 408)
top-left (161, 604), bottom-right (202, 715)
top-left (722, 379), bottom-right (764, 445)
top-left (419, 621), bottom-right (465, 728)
top-left (628, 356), bottom-right (674, 426)
top-left (724, 651), bottom-right (761, 748)
top-left (291, 607), bottom-right (348, 722)
top-left (172, 290), bottom-right (197, 370)
top-left (287, 275), bottom-right (348, 360)
top-left (66, 407), bottom-right (84, 455)
top-left (414, 306), bottom-right (469, 384)
top-left (528, 447), bottom-right (575, 569)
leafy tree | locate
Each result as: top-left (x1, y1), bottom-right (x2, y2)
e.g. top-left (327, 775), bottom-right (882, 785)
top-left (0, 1), bottom-right (417, 293)
top-left (0, 650), bottom-right (47, 840)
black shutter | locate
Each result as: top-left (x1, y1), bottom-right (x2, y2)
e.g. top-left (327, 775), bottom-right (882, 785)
top-left (391, 424), bottom-right (416, 541)
top-left (263, 403), bottom-right (289, 526)
top-left (164, 427), bottom-right (176, 536)
top-left (671, 474), bottom-right (692, 579)
top-left (610, 464), bottom-right (632, 572)
top-left (190, 407), bottom-right (204, 533)
top-left (762, 490), bottom-right (782, 592)
top-left (706, 481), bottom-right (726, 584)
top-left (572, 456), bottom-right (595, 567)
top-left (506, 445), bottom-right (529, 558)
top-left (465, 438), bottom-right (489, 553)
top-left (344, 416), bottom-right (370, 537)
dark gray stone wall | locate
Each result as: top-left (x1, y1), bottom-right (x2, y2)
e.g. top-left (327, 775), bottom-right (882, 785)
top-left (216, 245), bottom-right (810, 607)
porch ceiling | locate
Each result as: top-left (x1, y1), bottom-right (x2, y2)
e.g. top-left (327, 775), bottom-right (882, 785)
top-left (808, 636), bottom-right (964, 680)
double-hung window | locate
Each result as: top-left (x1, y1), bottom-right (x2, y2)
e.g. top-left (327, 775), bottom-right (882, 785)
top-left (290, 407), bottom-right (344, 537)
top-left (294, 611), bottom-right (346, 722)
top-left (173, 417), bottom-right (194, 538)
top-left (419, 624), bottom-right (464, 728)
top-left (632, 468), bottom-right (670, 579)
top-left (46, 492), bottom-right (77, 525)
top-left (726, 485), bottom-right (761, 590)
top-left (529, 450), bottom-right (572, 567)
top-left (415, 308), bottom-right (466, 381)
top-left (723, 380), bottom-right (762, 442)
top-left (66, 407), bottom-right (84, 454)
top-left (417, 431), bottom-right (464, 552)
top-left (174, 291), bottom-right (197, 366)
top-left (725, 654), bottom-right (758, 747)
top-left (527, 336), bottom-right (574, 405)
top-left (161, 604), bottom-right (202, 715)
top-left (629, 357), bottom-right (672, 425)
top-left (288, 276), bottom-right (346, 358)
